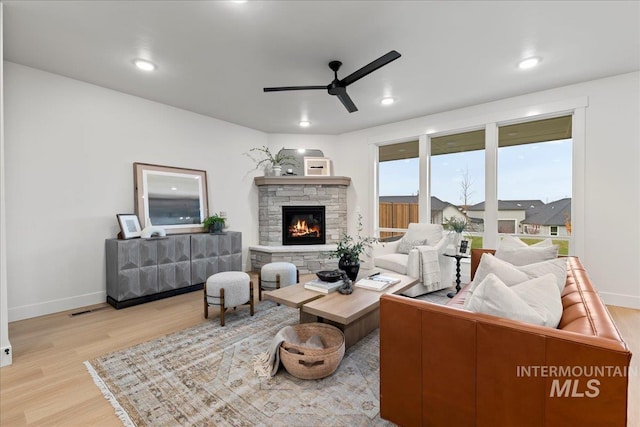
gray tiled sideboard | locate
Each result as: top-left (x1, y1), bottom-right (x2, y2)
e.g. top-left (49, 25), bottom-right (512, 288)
top-left (106, 232), bottom-right (242, 308)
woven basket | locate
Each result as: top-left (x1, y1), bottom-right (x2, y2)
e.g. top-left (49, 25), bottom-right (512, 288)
top-left (279, 323), bottom-right (345, 380)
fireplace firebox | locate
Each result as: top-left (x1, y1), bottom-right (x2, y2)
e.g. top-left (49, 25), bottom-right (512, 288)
top-left (282, 206), bottom-right (326, 245)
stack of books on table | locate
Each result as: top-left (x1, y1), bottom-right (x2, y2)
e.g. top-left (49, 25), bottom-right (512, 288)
top-left (304, 278), bottom-right (344, 294)
top-left (355, 275), bottom-right (401, 292)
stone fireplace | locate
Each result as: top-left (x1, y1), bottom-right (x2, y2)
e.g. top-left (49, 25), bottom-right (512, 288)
top-left (249, 176), bottom-right (351, 274)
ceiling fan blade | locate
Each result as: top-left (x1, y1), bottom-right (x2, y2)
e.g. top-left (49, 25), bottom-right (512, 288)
top-left (263, 85), bottom-right (326, 92)
top-left (340, 50), bottom-right (401, 87)
top-left (336, 90), bottom-right (358, 113)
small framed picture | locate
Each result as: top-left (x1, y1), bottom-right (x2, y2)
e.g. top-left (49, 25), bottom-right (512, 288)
top-left (116, 214), bottom-right (142, 239)
top-left (459, 239), bottom-right (470, 255)
top-left (304, 157), bottom-right (331, 176)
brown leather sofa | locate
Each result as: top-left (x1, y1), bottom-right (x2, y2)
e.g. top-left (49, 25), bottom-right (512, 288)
top-left (379, 249), bottom-right (631, 427)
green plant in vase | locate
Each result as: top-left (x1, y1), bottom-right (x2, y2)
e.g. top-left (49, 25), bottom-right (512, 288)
top-left (443, 216), bottom-right (471, 252)
top-left (247, 146), bottom-right (297, 176)
top-left (203, 213), bottom-right (226, 234)
top-left (329, 213), bottom-right (378, 281)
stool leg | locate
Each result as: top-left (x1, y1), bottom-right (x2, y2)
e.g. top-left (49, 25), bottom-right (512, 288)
top-left (258, 272), bottom-right (263, 301)
top-left (296, 269), bottom-right (300, 283)
top-left (220, 288), bottom-right (225, 327)
top-left (275, 274), bottom-right (281, 306)
top-left (249, 281), bottom-right (255, 316)
top-left (204, 287), bottom-right (208, 319)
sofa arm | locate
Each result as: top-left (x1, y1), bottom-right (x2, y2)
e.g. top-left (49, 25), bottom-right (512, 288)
top-left (371, 240), bottom-right (401, 258)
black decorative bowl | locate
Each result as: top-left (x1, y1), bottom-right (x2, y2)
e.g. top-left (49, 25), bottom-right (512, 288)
top-left (316, 270), bottom-right (342, 283)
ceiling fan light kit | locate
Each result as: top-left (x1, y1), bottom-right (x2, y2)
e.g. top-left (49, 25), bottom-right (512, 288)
top-left (264, 50), bottom-right (401, 113)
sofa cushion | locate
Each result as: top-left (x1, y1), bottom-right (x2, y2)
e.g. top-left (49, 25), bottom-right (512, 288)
top-left (397, 238), bottom-right (427, 254)
top-left (464, 273), bottom-right (545, 325)
top-left (495, 244), bottom-right (559, 266)
top-left (465, 272), bottom-right (562, 328)
top-left (373, 253), bottom-right (408, 274)
top-left (466, 254), bottom-right (567, 302)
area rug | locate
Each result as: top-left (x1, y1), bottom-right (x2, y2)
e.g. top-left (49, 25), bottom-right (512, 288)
top-left (86, 302), bottom-right (391, 426)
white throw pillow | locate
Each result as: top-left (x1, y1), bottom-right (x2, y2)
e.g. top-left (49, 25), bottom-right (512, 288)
top-left (397, 238), bottom-right (427, 254)
top-left (499, 235), bottom-right (553, 249)
top-left (465, 273), bottom-right (562, 328)
top-left (464, 274), bottom-right (546, 326)
top-left (495, 245), bottom-right (559, 266)
top-left (465, 254), bottom-right (567, 306)
top-left (511, 273), bottom-right (563, 328)
top-left (518, 257), bottom-right (568, 292)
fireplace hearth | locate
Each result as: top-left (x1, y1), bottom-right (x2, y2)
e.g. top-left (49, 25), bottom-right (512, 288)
top-left (282, 206), bottom-right (326, 245)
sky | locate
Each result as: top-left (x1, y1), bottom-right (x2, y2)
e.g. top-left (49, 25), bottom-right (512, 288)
top-left (379, 139), bottom-right (572, 205)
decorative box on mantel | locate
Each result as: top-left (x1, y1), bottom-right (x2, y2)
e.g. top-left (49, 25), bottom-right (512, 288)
top-left (251, 176), bottom-right (351, 274)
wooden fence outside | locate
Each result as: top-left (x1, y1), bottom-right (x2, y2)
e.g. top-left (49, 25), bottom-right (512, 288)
top-left (379, 202), bottom-right (419, 241)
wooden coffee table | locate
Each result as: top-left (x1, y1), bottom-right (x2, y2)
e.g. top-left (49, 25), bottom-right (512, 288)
top-left (263, 272), bottom-right (419, 349)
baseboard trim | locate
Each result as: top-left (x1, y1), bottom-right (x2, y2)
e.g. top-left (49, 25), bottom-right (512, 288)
top-left (8, 291), bottom-right (107, 322)
top-left (599, 291), bottom-right (640, 310)
top-left (107, 284), bottom-right (203, 309)
top-left (0, 345), bottom-right (12, 367)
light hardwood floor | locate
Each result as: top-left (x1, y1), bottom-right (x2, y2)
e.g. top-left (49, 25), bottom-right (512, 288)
top-left (1, 286), bottom-right (638, 426)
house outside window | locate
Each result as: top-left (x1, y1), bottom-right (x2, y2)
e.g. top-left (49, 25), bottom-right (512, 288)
top-left (550, 226), bottom-right (558, 236)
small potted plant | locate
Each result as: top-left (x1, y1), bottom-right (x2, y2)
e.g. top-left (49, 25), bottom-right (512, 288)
top-left (247, 146), bottom-right (297, 176)
top-left (328, 214), bottom-right (378, 281)
top-left (203, 213), bottom-right (226, 234)
top-left (443, 216), bottom-right (471, 252)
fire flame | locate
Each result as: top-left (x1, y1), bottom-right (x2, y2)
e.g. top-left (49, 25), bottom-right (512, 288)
top-left (289, 219), bottom-right (321, 237)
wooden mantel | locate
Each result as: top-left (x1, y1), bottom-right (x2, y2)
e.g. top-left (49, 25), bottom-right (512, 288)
top-left (253, 176), bottom-right (351, 186)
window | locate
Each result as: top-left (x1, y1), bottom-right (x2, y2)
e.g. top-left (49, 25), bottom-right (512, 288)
top-left (498, 116), bottom-right (572, 254)
top-left (378, 141), bottom-right (419, 241)
top-left (430, 129), bottom-right (485, 247)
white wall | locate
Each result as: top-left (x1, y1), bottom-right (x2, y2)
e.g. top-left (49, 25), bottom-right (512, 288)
top-left (0, 4), bottom-right (13, 366)
top-left (3, 63), bottom-right (638, 329)
top-left (3, 62), bottom-right (268, 321)
top-left (338, 72), bottom-right (640, 309)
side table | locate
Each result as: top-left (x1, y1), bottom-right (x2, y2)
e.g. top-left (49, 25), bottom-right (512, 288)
top-left (444, 253), bottom-right (470, 298)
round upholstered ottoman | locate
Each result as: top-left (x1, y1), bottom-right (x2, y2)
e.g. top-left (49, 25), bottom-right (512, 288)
top-left (204, 271), bottom-right (254, 326)
top-left (259, 262), bottom-right (299, 300)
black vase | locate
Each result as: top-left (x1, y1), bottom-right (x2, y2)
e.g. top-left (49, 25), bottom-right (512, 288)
top-left (338, 255), bottom-right (360, 281)
top-left (209, 222), bottom-right (224, 234)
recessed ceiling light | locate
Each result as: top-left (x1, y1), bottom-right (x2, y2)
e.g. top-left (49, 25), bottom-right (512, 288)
top-left (133, 59), bottom-right (157, 72)
top-left (299, 121), bottom-right (311, 127)
top-left (380, 97), bottom-right (395, 105)
top-left (518, 57), bottom-right (541, 70)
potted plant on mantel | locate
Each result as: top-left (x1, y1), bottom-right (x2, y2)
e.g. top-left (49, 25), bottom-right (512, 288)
top-left (247, 146), bottom-right (297, 176)
top-left (203, 213), bottom-right (226, 234)
top-left (329, 214), bottom-right (378, 281)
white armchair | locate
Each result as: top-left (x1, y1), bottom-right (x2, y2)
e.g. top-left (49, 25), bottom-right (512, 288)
top-left (371, 223), bottom-right (453, 297)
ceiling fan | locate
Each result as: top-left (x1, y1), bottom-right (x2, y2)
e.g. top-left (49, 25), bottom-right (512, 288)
top-left (263, 50), bottom-right (401, 113)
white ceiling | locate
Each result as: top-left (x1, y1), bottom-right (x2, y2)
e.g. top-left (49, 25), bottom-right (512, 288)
top-left (3, 1), bottom-right (639, 135)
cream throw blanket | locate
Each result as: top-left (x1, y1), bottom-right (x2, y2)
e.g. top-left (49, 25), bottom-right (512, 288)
top-left (418, 246), bottom-right (441, 292)
top-left (253, 325), bottom-right (323, 378)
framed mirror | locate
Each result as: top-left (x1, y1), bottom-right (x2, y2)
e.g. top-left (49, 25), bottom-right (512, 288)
top-left (134, 163), bottom-right (209, 234)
